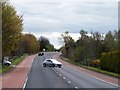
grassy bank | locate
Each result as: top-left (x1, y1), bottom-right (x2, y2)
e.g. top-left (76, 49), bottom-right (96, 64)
top-left (0, 64), bottom-right (2, 74)
top-left (61, 56), bottom-right (120, 78)
top-left (0, 54), bottom-right (28, 74)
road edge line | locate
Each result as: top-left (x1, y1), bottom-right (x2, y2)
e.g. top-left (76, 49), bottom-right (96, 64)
top-left (22, 55), bottom-right (36, 90)
top-left (22, 75), bottom-right (28, 89)
top-left (89, 75), bottom-right (119, 87)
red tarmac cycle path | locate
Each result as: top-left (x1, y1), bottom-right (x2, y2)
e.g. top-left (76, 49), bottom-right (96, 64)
top-left (1, 55), bottom-right (36, 89)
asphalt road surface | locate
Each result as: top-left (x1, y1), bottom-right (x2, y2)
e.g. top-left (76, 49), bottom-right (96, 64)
top-left (24, 52), bottom-right (118, 90)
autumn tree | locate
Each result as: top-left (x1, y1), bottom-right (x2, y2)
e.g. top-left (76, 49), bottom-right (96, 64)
top-left (21, 34), bottom-right (39, 54)
top-left (2, 2), bottom-right (23, 57)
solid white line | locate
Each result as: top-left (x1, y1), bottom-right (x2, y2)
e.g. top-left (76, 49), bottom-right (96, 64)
top-left (59, 74), bottom-right (61, 76)
top-left (22, 55), bottom-right (36, 89)
top-left (89, 75), bottom-right (119, 87)
top-left (22, 76), bottom-right (28, 89)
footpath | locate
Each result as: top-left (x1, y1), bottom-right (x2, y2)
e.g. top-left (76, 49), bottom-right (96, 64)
top-left (1, 55), bottom-right (36, 89)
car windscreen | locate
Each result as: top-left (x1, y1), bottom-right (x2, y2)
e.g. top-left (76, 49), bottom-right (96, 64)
top-left (46, 60), bottom-right (52, 62)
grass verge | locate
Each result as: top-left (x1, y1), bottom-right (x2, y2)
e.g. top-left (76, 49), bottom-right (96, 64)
top-left (0, 54), bottom-right (28, 74)
top-left (61, 56), bottom-right (120, 78)
top-left (0, 64), bottom-right (2, 74)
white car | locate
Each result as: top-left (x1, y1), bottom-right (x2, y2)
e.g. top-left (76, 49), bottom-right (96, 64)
top-left (3, 60), bottom-right (11, 66)
top-left (43, 59), bottom-right (62, 68)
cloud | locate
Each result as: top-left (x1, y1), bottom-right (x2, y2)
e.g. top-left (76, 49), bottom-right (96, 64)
top-left (10, 0), bottom-right (118, 48)
top-left (10, 0), bottom-right (119, 3)
top-left (10, 1), bottom-right (117, 32)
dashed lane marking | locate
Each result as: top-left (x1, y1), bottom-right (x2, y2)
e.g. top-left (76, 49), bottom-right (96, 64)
top-left (68, 81), bottom-right (71, 84)
top-left (63, 77), bottom-right (66, 79)
top-left (59, 74), bottom-right (61, 76)
top-left (75, 87), bottom-right (78, 89)
top-left (53, 68), bottom-right (79, 89)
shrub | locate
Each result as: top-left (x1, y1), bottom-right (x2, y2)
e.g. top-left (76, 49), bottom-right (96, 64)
top-left (91, 59), bottom-right (100, 68)
top-left (100, 51), bottom-right (120, 73)
top-left (73, 47), bottom-right (86, 62)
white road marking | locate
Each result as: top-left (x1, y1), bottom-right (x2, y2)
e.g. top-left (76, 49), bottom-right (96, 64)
top-left (22, 76), bottom-right (28, 89)
top-left (59, 74), bottom-right (61, 76)
top-left (88, 75), bottom-right (119, 87)
top-left (75, 87), bottom-right (78, 89)
top-left (68, 81), bottom-right (71, 84)
top-left (63, 77), bottom-right (66, 79)
top-left (22, 56), bottom-right (35, 89)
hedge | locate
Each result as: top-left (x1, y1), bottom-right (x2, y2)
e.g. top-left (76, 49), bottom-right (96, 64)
top-left (100, 51), bottom-right (120, 73)
top-left (91, 59), bottom-right (100, 68)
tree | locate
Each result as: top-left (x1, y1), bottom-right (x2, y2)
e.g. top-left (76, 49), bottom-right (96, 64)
top-left (74, 46), bottom-right (86, 62)
top-left (79, 30), bottom-right (87, 47)
top-left (0, 2), bottom-right (2, 62)
top-left (38, 36), bottom-right (54, 51)
top-left (118, 29), bottom-right (120, 51)
top-left (92, 32), bottom-right (103, 58)
top-left (2, 2), bottom-right (23, 57)
top-left (60, 29), bottom-right (119, 67)
top-left (60, 31), bottom-right (76, 57)
top-left (21, 34), bottom-right (39, 54)
top-left (104, 31), bottom-right (117, 52)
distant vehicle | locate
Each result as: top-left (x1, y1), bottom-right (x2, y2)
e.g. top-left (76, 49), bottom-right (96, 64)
top-left (55, 49), bottom-right (60, 52)
top-left (3, 60), bottom-right (11, 66)
top-left (38, 52), bottom-right (44, 56)
top-left (43, 59), bottom-right (62, 68)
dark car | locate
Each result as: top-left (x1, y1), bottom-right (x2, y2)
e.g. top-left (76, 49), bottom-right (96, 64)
top-left (38, 52), bottom-right (44, 56)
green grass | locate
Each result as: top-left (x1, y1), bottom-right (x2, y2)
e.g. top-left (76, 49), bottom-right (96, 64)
top-left (0, 64), bottom-right (2, 74)
top-left (82, 66), bottom-right (120, 78)
top-left (61, 56), bottom-right (120, 78)
top-left (1, 65), bottom-right (13, 74)
top-left (11, 55), bottom-right (27, 65)
top-left (1, 54), bottom-right (28, 74)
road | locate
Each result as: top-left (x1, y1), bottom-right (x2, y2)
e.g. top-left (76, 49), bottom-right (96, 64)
top-left (24, 52), bottom-right (119, 90)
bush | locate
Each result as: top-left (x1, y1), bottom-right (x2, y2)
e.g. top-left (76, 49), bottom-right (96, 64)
top-left (100, 51), bottom-right (120, 73)
top-left (91, 59), bottom-right (100, 68)
top-left (61, 47), bottom-right (66, 56)
top-left (73, 47), bottom-right (86, 62)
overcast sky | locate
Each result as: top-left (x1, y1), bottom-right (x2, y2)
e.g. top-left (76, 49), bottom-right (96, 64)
top-left (10, 0), bottom-right (118, 49)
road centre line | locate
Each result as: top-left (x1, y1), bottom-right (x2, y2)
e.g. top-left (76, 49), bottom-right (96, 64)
top-left (53, 68), bottom-right (79, 89)
top-left (59, 74), bottom-right (61, 76)
top-left (63, 77), bottom-right (66, 79)
top-left (68, 81), bottom-right (71, 84)
top-left (75, 87), bottom-right (78, 89)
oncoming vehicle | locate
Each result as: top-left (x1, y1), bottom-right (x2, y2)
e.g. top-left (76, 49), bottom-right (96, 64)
top-left (43, 59), bottom-right (62, 68)
top-left (38, 52), bottom-right (44, 56)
